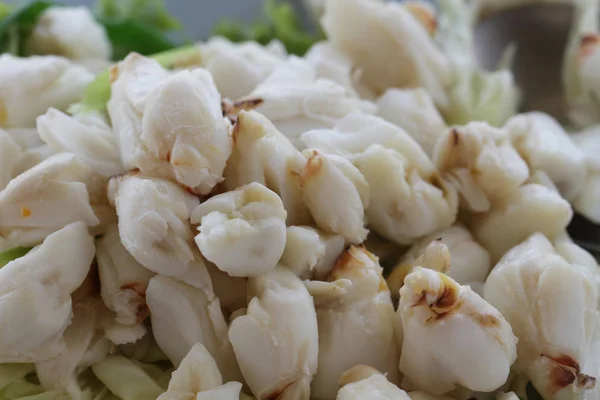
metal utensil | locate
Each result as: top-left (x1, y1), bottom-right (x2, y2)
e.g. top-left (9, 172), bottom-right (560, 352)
top-left (473, 3), bottom-right (600, 257)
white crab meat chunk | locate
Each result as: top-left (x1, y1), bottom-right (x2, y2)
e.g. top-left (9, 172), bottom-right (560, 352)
top-left (432, 121), bottom-right (530, 213)
top-left (36, 298), bottom-right (112, 400)
top-left (398, 267), bottom-right (517, 394)
top-left (280, 225), bottom-right (345, 280)
top-left (108, 174), bottom-right (215, 289)
top-left (469, 183), bottom-right (573, 261)
top-left (199, 36), bottom-right (286, 99)
top-left (37, 108), bottom-right (123, 177)
top-left (157, 343), bottom-right (243, 400)
top-left (28, 6), bottom-right (111, 62)
top-left (0, 54), bottom-right (94, 128)
top-left (571, 125), bottom-right (600, 223)
top-left (322, 0), bottom-right (453, 107)
top-left (239, 56), bottom-right (376, 148)
top-left (191, 182), bottom-right (287, 278)
top-left (303, 113), bottom-right (458, 245)
top-left (505, 112), bottom-right (587, 200)
top-left (229, 266), bottom-right (319, 400)
top-left (336, 365), bottom-right (411, 400)
top-left (305, 245), bottom-right (399, 400)
top-left (96, 224), bottom-right (156, 326)
top-left (484, 233), bottom-right (599, 399)
top-left (0, 222), bottom-right (95, 363)
top-left (109, 53), bottom-right (232, 195)
top-left (389, 224), bottom-right (491, 298)
top-left (223, 110), bottom-right (312, 226)
top-left (377, 88), bottom-right (447, 156)
top-left (0, 153), bottom-right (108, 247)
top-left (146, 275), bottom-right (242, 384)
top-left (300, 150), bottom-right (370, 244)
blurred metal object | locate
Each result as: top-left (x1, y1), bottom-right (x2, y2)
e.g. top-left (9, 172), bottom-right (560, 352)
top-left (473, 4), bottom-right (574, 122)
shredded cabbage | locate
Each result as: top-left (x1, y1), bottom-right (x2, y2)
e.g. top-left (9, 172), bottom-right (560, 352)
top-left (0, 247), bottom-right (32, 268)
top-left (91, 356), bottom-right (164, 400)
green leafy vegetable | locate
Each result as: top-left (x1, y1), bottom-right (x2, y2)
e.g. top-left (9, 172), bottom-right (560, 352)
top-left (94, 0), bottom-right (181, 60)
top-left (212, 20), bottom-right (248, 43)
top-left (91, 356), bottom-right (164, 400)
top-left (94, 0), bottom-right (181, 33)
top-left (0, 247), bottom-right (32, 268)
top-left (213, 0), bottom-right (324, 56)
top-left (99, 18), bottom-right (176, 61)
top-left (0, 364), bottom-right (35, 392)
top-left (0, 3), bottom-right (13, 20)
top-left (131, 360), bottom-right (173, 390)
top-left (75, 43), bottom-right (200, 115)
top-left (1, 378), bottom-right (44, 400)
top-left (0, 0), bottom-right (181, 60)
top-left (0, 349), bottom-right (116, 400)
top-left (14, 391), bottom-right (68, 400)
top-left (0, 1), bottom-right (54, 55)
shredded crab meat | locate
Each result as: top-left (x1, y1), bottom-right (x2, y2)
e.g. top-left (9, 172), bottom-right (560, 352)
top-left (1, 2), bottom-right (599, 400)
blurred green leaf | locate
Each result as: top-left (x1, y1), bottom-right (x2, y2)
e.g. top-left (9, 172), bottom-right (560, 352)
top-left (0, 3), bottom-right (13, 20)
top-left (94, 0), bottom-right (181, 33)
top-left (0, 0), bottom-right (183, 59)
top-left (94, 0), bottom-right (118, 19)
top-left (213, 0), bottom-right (324, 56)
top-left (0, 1), bottom-right (55, 55)
top-left (93, 0), bottom-right (182, 61)
top-left (212, 20), bottom-right (250, 43)
top-left (266, 0), bottom-right (300, 33)
top-left (5, 26), bottom-right (19, 54)
top-left (0, 1), bottom-right (53, 32)
top-left (99, 18), bottom-right (176, 60)
top-left (0, 247), bottom-right (32, 268)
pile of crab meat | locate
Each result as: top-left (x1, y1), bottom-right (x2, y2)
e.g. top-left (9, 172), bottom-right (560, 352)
top-left (1, 0), bottom-right (600, 400)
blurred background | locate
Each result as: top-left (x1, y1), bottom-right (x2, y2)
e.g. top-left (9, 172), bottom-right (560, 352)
top-left (4, 0), bottom-right (313, 40)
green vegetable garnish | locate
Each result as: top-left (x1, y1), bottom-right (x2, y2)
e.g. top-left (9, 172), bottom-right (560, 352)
top-left (94, 0), bottom-right (181, 61)
top-left (1, 378), bottom-right (45, 399)
top-left (99, 18), bottom-right (177, 61)
top-left (94, 0), bottom-right (181, 33)
top-left (0, 3), bottom-right (13, 20)
top-left (91, 356), bottom-right (164, 400)
top-left (0, 247), bottom-right (32, 268)
top-left (213, 0), bottom-right (324, 56)
top-left (0, 0), bottom-right (181, 60)
top-left (0, 1), bottom-right (54, 55)
top-left (0, 364), bottom-right (35, 391)
top-left (211, 20), bottom-right (248, 43)
top-left (76, 43), bottom-right (201, 114)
